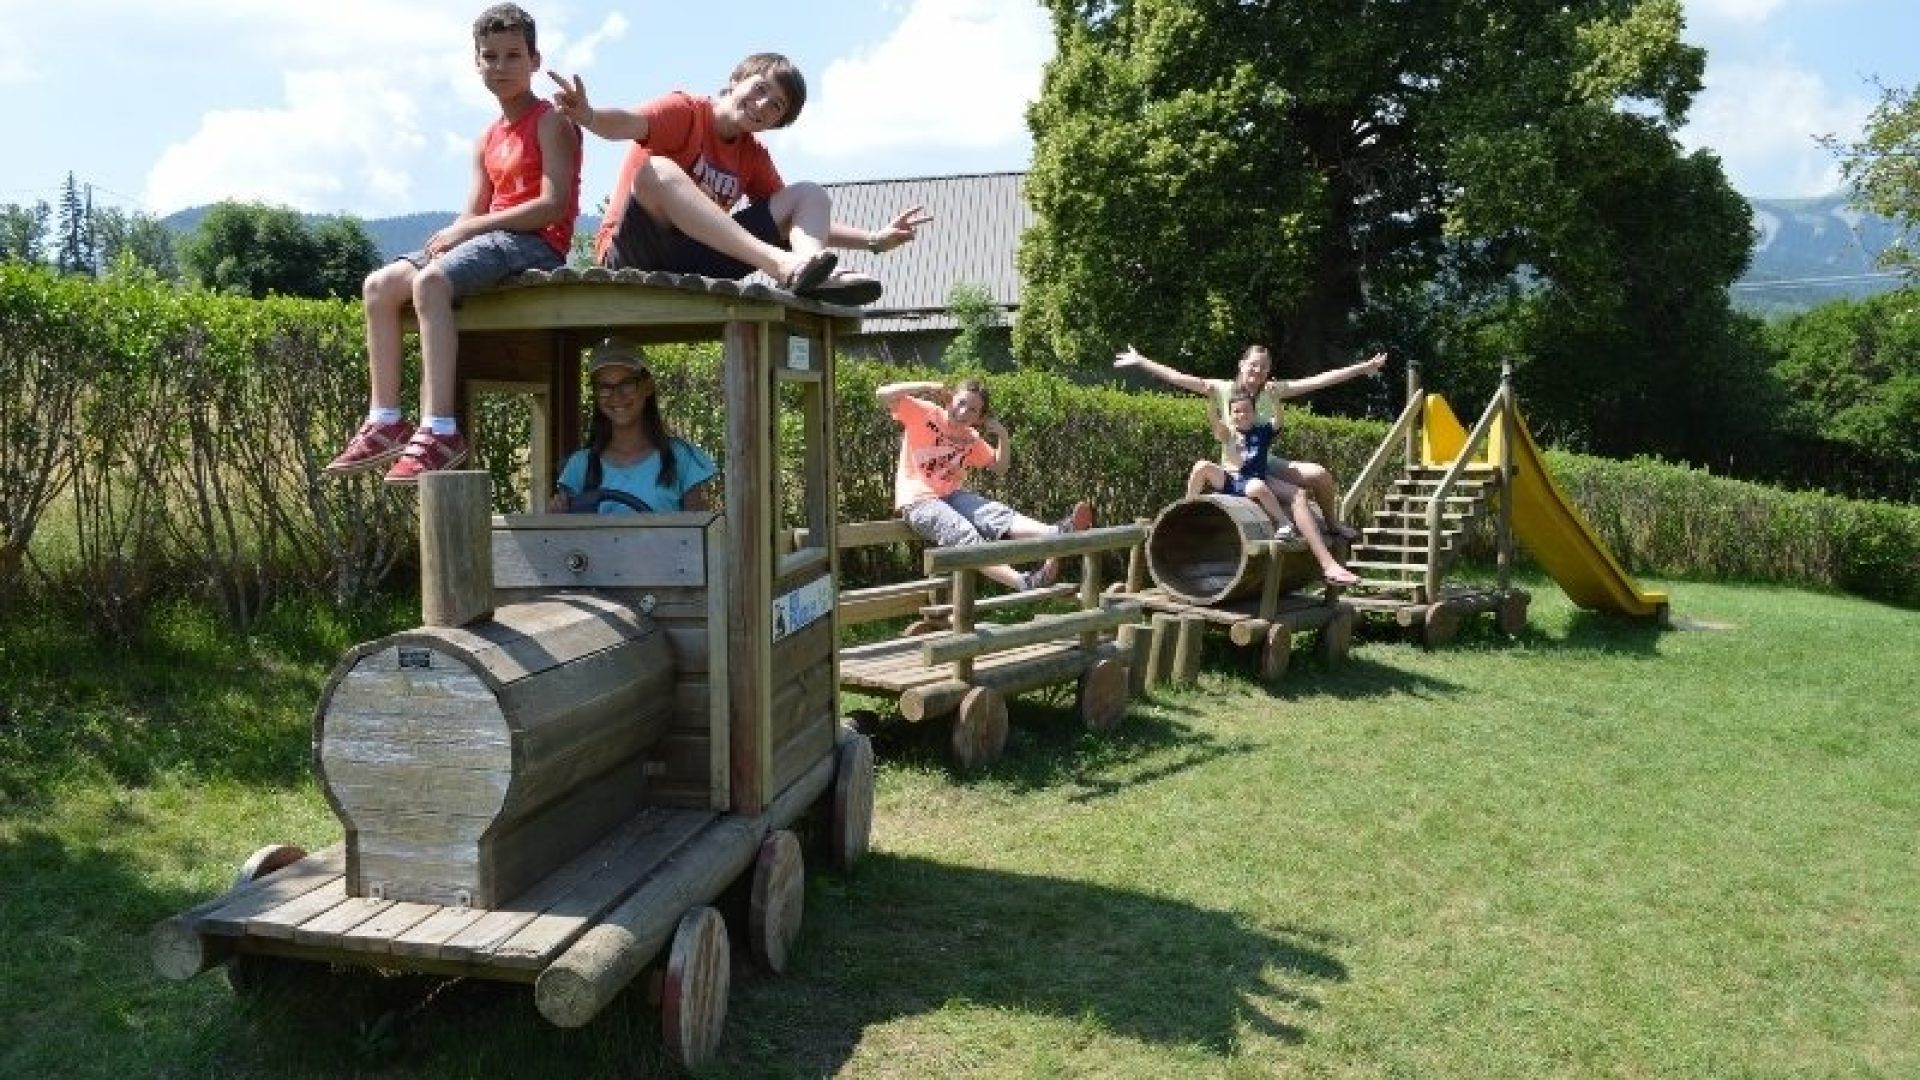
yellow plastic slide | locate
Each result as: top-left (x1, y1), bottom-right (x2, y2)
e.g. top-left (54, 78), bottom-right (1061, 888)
top-left (1420, 396), bottom-right (1668, 619)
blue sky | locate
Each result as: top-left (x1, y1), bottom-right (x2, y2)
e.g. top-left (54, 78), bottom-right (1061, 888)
top-left (8, 0), bottom-right (1917, 221)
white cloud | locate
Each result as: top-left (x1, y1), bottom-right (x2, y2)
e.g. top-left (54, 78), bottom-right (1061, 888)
top-left (784, 0), bottom-right (1053, 160)
top-left (144, 69), bottom-right (434, 215)
top-left (1679, 59), bottom-right (1873, 196)
top-left (554, 12), bottom-right (630, 73)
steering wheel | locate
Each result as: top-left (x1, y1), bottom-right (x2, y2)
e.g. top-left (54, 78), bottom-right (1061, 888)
top-left (565, 488), bottom-right (655, 514)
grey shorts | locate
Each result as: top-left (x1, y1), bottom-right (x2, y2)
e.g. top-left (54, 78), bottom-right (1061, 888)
top-left (399, 230), bottom-right (564, 298)
top-left (902, 490), bottom-right (1017, 548)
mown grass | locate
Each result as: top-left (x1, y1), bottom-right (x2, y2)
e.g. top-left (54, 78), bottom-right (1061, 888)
top-left (2, 573), bottom-right (1915, 1078)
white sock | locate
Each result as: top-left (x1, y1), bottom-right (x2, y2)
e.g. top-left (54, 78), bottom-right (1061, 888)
top-left (369, 407), bottom-right (403, 425)
top-left (425, 416), bottom-right (458, 436)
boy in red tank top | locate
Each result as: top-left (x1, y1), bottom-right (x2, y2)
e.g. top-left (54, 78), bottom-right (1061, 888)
top-left (549, 53), bottom-right (930, 307)
top-left (324, 3), bottom-right (581, 485)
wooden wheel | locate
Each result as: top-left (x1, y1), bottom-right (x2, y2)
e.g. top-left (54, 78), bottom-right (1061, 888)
top-left (1422, 601), bottom-right (1463, 649)
top-left (1318, 606), bottom-right (1355, 664)
top-left (225, 844), bottom-right (309, 995)
top-left (1259, 624), bottom-right (1292, 684)
top-left (950, 686), bottom-right (1008, 769)
top-left (829, 730), bottom-right (875, 872)
top-left (661, 907), bottom-right (730, 1068)
top-left (1497, 590), bottom-right (1531, 635)
top-left (1077, 658), bottom-right (1129, 733)
top-left (749, 831), bottom-right (805, 973)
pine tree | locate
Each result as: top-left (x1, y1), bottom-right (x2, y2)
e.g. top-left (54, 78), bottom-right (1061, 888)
top-left (54, 172), bottom-right (95, 276)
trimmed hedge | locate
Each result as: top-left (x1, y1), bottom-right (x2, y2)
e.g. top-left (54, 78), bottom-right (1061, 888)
top-left (4, 267), bottom-right (1915, 639)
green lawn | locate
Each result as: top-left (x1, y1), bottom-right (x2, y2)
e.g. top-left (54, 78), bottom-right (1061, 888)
top-left (2, 575), bottom-right (1915, 1078)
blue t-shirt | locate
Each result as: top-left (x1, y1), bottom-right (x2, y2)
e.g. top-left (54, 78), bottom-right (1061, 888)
top-left (556, 437), bottom-right (717, 514)
top-left (1233, 420), bottom-right (1277, 481)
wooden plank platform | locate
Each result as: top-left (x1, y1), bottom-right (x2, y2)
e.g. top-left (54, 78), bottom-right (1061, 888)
top-left (180, 805), bottom-right (720, 981)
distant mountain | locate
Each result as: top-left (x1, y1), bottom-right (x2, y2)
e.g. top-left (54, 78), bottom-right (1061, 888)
top-left (161, 193), bottom-right (1906, 318)
top-left (1738, 195), bottom-right (1907, 316)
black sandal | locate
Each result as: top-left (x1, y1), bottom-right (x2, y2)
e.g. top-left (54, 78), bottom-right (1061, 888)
top-left (780, 249), bottom-right (838, 295)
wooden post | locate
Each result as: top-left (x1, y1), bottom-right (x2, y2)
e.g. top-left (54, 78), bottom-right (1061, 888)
top-left (1124, 521), bottom-right (1149, 593)
top-left (419, 471), bottom-right (492, 627)
top-left (1146, 612), bottom-right (1178, 689)
top-left (1172, 615), bottom-right (1205, 683)
top-left (1257, 540), bottom-right (1285, 622)
top-left (724, 320), bottom-right (773, 814)
top-left (949, 569), bottom-right (976, 683)
top-left (1079, 553), bottom-right (1101, 651)
top-left (1404, 357), bottom-right (1422, 466)
top-left (1496, 359), bottom-right (1515, 595)
top-left (1117, 622), bottom-right (1152, 696)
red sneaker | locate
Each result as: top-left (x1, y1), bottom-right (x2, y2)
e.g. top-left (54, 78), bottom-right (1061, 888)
top-left (382, 430), bottom-right (470, 485)
top-left (323, 419), bottom-right (414, 475)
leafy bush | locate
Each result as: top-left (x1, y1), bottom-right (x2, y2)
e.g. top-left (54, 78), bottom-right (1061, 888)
top-left (5, 269), bottom-right (1915, 642)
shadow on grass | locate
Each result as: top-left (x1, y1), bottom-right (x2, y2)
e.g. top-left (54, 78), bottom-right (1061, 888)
top-left (865, 688), bottom-right (1261, 804)
top-left (17, 825), bottom-right (1343, 1080)
top-left (721, 852), bottom-right (1347, 1076)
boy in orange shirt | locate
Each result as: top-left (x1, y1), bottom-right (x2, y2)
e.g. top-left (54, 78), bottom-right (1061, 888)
top-left (550, 53), bottom-right (929, 306)
top-left (325, 3), bottom-right (581, 484)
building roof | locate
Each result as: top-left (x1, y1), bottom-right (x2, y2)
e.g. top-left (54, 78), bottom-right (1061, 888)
top-left (820, 172), bottom-right (1032, 334)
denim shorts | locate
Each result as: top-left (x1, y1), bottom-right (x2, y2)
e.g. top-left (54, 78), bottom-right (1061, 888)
top-left (399, 230), bottom-right (564, 299)
top-left (902, 490), bottom-right (1017, 548)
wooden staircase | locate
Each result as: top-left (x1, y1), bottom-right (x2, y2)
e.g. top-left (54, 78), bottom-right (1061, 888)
top-left (1347, 464), bottom-right (1502, 602)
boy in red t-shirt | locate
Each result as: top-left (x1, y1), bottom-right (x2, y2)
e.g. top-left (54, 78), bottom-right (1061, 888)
top-left (325, 3), bottom-right (581, 484)
top-left (550, 53), bottom-right (930, 307)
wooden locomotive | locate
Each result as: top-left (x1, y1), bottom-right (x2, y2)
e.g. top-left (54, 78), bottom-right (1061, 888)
top-left (152, 269), bottom-right (876, 1067)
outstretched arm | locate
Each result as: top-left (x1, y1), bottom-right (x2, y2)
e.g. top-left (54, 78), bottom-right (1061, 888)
top-left (876, 380), bottom-right (945, 408)
top-left (549, 71), bottom-right (651, 142)
top-left (832, 205), bottom-right (934, 253)
top-left (1276, 352), bottom-right (1387, 398)
top-left (1114, 344), bottom-right (1210, 395)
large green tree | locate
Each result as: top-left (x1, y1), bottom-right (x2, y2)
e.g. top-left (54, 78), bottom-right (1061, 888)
top-left (1017, 0), bottom-right (1755, 455)
top-left (180, 201), bottom-right (378, 300)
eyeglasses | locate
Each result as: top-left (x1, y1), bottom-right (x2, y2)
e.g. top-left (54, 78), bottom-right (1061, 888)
top-left (592, 375), bottom-right (645, 398)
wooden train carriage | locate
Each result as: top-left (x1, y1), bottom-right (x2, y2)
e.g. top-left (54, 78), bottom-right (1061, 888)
top-left (153, 270), bottom-right (876, 1068)
top-left (1131, 496), bottom-right (1356, 686)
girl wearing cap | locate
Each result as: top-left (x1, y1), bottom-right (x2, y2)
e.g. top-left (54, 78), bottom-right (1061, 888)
top-left (549, 338), bottom-right (717, 513)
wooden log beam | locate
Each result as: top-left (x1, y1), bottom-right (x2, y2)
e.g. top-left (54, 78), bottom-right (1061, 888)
top-left (917, 582), bottom-right (1076, 620)
top-left (923, 524), bottom-right (1148, 573)
top-left (532, 750), bottom-right (834, 1028)
top-left (899, 642), bottom-right (1126, 722)
top-left (920, 602), bottom-right (1141, 667)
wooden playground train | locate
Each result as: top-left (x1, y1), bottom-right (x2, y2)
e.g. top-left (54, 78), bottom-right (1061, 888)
top-left (152, 272), bottom-right (1663, 1067)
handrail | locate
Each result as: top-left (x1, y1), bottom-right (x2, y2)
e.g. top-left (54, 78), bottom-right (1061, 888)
top-left (1339, 390), bottom-right (1426, 526)
top-left (1424, 385), bottom-right (1510, 598)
